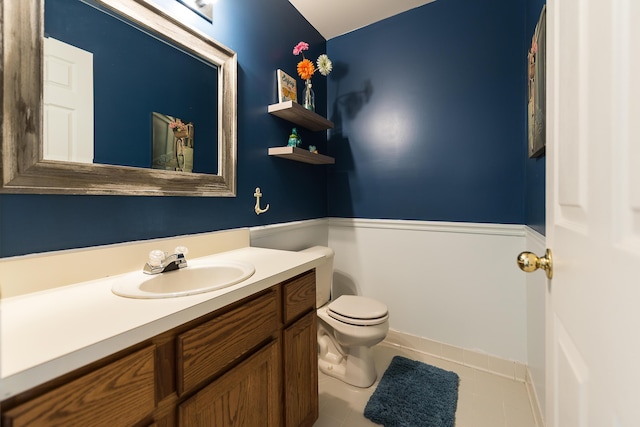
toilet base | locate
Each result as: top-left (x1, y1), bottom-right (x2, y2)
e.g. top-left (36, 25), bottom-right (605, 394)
top-left (318, 334), bottom-right (377, 388)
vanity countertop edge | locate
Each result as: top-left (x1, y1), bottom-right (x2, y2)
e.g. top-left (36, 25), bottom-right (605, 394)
top-left (0, 246), bottom-right (323, 400)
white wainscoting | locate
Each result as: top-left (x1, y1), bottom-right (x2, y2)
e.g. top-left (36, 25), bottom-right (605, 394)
top-left (524, 226), bottom-right (547, 426)
top-left (249, 218), bottom-right (546, 423)
top-left (328, 218), bottom-right (528, 362)
top-left (250, 219), bottom-right (329, 251)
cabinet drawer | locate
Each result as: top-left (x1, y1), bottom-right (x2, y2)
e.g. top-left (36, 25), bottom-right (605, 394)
top-left (2, 346), bottom-right (155, 427)
top-left (283, 270), bottom-right (316, 325)
top-left (177, 290), bottom-right (278, 394)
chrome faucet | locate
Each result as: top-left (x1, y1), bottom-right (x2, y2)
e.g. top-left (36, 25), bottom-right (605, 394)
top-left (143, 246), bottom-right (189, 274)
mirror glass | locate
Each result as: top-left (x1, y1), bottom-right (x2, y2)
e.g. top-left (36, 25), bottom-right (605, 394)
top-left (178, 0), bottom-right (213, 22)
top-left (1, 0), bottom-right (237, 196)
top-left (44, 0), bottom-right (217, 174)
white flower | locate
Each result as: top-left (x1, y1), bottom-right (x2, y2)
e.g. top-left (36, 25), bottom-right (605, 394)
top-left (316, 54), bottom-right (332, 76)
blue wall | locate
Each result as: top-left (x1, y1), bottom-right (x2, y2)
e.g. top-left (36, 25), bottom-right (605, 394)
top-left (0, 0), bottom-right (329, 257)
top-left (525, 0), bottom-right (546, 235)
top-left (326, 0), bottom-right (527, 224)
top-left (0, 0), bottom-right (544, 258)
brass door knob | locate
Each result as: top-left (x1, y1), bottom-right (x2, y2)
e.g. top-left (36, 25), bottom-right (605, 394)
top-left (517, 249), bottom-right (553, 279)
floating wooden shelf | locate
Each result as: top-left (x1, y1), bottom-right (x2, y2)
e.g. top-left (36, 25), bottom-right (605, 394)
top-left (268, 101), bottom-right (334, 132)
top-left (268, 146), bottom-right (335, 165)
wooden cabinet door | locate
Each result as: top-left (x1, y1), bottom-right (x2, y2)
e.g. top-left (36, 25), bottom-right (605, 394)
top-left (177, 290), bottom-right (278, 395)
top-left (283, 311), bottom-right (318, 427)
top-left (2, 346), bottom-right (155, 427)
top-left (178, 340), bottom-right (281, 427)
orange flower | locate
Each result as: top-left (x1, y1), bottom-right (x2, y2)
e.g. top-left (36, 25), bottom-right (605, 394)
top-left (297, 59), bottom-right (315, 81)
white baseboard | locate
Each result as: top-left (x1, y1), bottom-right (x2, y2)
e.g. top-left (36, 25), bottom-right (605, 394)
top-left (384, 328), bottom-right (545, 426)
top-left (384, 329), bottom-right (527, 380)
top-left (526, 367), bottom-right (546, 427)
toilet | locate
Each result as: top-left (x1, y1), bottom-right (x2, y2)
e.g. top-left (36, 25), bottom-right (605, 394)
top-left (301, 246), bottom-right (389, 388)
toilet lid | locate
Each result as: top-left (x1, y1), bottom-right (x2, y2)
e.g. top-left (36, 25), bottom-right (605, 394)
top-left (327, 295), bottom-right (389, 326)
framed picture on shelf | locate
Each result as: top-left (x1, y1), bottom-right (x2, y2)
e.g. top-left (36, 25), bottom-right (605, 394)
top-left (277, 69), bottom-right (297, 103)
top-left (528, 5), bottom-right (546, 158)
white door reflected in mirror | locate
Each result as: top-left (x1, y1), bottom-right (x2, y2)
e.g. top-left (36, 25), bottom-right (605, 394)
top-left (43, 37), bottom-right (94, 164)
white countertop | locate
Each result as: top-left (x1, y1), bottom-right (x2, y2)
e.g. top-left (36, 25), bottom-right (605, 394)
top-left (0, 246), bottom-right (323, 399)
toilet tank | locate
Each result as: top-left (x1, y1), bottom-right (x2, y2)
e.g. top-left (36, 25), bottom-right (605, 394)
top-left (300, 246), bottom-right (334, 308)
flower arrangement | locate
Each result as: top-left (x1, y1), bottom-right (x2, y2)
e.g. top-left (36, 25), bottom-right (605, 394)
top-left (292, 41), bottom-right (332, 110)
top-left (292, 41), bottom-right (332, 81)
top-left (169, 118), bottom-right (188, 133)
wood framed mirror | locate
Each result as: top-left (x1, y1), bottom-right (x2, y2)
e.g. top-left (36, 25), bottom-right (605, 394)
top-left (0, 0), bottom-right (237, 196)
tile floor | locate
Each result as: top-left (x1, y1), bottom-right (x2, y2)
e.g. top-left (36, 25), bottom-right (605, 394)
top-left (313, 342), bottom-right (538, 427)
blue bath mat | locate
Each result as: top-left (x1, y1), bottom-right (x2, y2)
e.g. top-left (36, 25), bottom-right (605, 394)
top-left (364, 356), bottom-right (459, 427)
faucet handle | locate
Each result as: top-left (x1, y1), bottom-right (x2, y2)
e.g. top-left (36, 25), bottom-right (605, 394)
top-left (148, 249), bottom-right (166, 267)
top-left (175, 246), bottom-right (189, 257)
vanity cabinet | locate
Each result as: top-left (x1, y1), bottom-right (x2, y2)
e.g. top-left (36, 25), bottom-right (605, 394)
top-left (176, 290), bottom-right (281, 426)
top-left (178, 340), bottom-right (280, 426)
top-left (282, 272), bottom-right (318, 427)
top-left (176, 290), bottom-right (278, 395)
top-left (2, 346), bottom-right (156, 427)
top-left (1, 270), bottom-right (318, 427)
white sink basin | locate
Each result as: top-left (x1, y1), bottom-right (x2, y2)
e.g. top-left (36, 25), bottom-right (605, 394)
top-left (111, 260), bottom-right (255, 299)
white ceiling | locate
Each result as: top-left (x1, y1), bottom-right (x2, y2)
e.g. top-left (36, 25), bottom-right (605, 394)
top-left (288, 0), bottom-right (436, 40)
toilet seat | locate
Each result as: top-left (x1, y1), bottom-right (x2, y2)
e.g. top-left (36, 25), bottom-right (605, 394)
top-left (327, 295), bottom-right (389, 326)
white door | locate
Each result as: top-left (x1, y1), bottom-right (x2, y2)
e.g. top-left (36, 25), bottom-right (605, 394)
top-left (546, 0), bottom-right (640, 426)
top-left (43, 37), bottom-right (94, 163)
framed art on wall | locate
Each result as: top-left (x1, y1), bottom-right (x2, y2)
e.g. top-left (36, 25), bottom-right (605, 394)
top-left (528, 5), bottom-right (546, 158)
